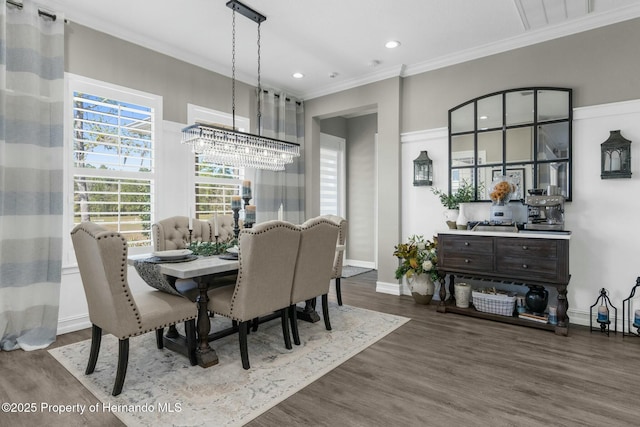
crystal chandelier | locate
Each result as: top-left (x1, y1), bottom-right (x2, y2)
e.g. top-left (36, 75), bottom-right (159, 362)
top-left (181, 0), bottom-right (300, 171)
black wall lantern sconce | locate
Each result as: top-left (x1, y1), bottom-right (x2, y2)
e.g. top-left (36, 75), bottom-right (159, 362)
top-left (601, 130), bottom-right (632, 179)
top-left (413, 151), bottom-right (433, 186)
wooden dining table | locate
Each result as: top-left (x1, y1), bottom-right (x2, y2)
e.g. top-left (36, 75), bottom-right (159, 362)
top-left (128, 254), bottom-right (239, 368)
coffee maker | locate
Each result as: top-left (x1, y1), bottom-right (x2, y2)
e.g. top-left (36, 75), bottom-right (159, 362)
top-left (524, 188), bottom-right (565, 231)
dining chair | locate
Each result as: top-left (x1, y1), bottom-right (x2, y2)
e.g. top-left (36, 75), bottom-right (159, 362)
top-left (289, 217), bottom-right (340, 345)
top-left (152, 215), bottom-right (212, 251)
top-left (207, 214), bottom-right (237, 242)
top-left (71, 222), bottom-right (198, 396)
top-left (321, 214), bottom-right (348, 306)
top-left (207, 220), bottom-right (300, 369)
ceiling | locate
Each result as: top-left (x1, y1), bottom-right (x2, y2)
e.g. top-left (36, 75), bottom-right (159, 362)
top-left (47, 0), bottom-right (640, 100)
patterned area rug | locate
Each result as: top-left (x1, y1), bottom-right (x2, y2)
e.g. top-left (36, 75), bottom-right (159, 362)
top-left (49, 303), bottom-right (409, 427)
top-left (341, 266), bottom-right (374, 278)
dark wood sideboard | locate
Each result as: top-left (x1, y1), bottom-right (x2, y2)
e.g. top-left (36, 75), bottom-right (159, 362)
top-left (437, 231), bottom-right (571, 335)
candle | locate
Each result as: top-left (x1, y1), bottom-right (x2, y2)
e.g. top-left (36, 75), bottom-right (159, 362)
top-left (231, 196), bottom-right (241, 209)
top-left (242, 180), bottom-right (252, 199)
top-left (597, 305), bottom-right (609, 323)
top-left (634, 309), bottom-right (640, 326)
top-left (213, 212), bottom-right (219, 237)
top-left (245, 205), bottom-right (256, 224)
top-left (548, 306), bottom-right (557, 325)
top-left (188, 208), bottom-right (193, 230)
top-left (277, 203), bottom-right (283, 221)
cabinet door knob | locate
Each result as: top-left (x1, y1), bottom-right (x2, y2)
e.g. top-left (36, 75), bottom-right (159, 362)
top-left (464, 242), bottom-right (469, 246)
top-left (522, 264), bottom-right (528, 269)
top-left (465, 259), bottom-right (470, 263)
top-left (522, 245), bottom-right (528, 250)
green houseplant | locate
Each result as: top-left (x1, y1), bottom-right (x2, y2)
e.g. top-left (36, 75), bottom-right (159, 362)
top-left (430, 180), bottom-right (476, 210)
top-left (393, 235), bottom-right (439, 304)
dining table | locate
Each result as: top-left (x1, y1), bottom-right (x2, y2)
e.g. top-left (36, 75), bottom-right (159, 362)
top-left (128, 253), bottom-right (239, 368)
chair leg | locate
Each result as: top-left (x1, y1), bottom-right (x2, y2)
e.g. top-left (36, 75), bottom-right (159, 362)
top-left (281, 308), bottom-right (292, 350)
top-left (322, 294), bottom-right (332, 331)
top-left (239, 321), bottom-right (250, 370)
top-left (113, 338), bottom-right (129, 396)
top-left (289, 305), bottom-right (300, 346)
top-left (252, 317), bottom-right (259, 332)
top-left (155, 328), bottom-right (164, 349)
top-left (86, 324), bottom-right (102, 375)
top-left (336, 277), bottom-right (343, 306)
top-left (185, 319), bottom-right (197, 366)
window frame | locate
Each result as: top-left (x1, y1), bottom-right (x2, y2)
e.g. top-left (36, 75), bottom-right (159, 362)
top-left (63, 74), bottom-right (163, 267)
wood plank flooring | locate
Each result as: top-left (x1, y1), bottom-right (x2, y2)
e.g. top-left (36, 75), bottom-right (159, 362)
top-left (2, 271), bottom-right (639, 426)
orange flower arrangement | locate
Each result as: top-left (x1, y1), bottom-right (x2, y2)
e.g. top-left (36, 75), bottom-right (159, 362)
top-left (489, 180), bottom-right (517, 203)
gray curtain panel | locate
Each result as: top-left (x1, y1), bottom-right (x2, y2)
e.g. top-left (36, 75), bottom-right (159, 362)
top-left (255, 90), bottom-right (305, 224)
top-left (0, 1), bottom-right (64, 351)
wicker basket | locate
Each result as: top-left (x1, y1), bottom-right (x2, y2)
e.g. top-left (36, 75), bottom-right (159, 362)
top-left (472, 291), bottom-right (516, 316)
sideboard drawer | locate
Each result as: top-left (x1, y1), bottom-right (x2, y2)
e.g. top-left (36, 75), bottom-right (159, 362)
top-left (441, 235), bottom-right (494, 254)
top-left (496, 256), bottom-right (559, 281)
top-left (496, 238), bottom-right (558, 260)
top-left (440, 253), bottom-right (493, 272)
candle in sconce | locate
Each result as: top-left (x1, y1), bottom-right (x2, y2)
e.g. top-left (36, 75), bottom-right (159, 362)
top-left (231, 196), bottom-right (242, 209)
top-left (245, 205), bottom-right (256, 224)
top-left (597, 305), bottom-right (609, 323)
top-left (213, 212), bottom-right (219, 237)
top-left (242, 180), bottom-right (252, 199)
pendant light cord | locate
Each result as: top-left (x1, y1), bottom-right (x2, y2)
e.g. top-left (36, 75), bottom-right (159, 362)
top-left (257, 22), bottom-right (262, 134)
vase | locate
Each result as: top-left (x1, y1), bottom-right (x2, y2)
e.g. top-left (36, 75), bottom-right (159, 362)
top-left (408, 274), bottom-right (435, 305)
top-left (444, 209), bottom-right (459, 229)
top-left (525, 285), bottom-right (548, 315)
top-left (454, 282), bottom-right (472, 308)
top-left (456, 203), bottom-right (469, 230)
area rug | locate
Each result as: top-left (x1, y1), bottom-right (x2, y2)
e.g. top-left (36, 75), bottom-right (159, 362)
top-left (49, 303), bottom-right (409, 427)
top-left (341, 266), bottom-right (374, 278)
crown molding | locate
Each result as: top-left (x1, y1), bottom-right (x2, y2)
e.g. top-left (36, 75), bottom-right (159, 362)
top-left (302, 64), bottom-right (406, 100)
top-left (403, 3), bottom-right (640, 78)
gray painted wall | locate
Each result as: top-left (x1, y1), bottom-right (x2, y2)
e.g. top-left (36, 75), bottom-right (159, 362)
top-left (65, 23), bottom-right (255, 126)
top-left (346, 114), bottom-right (377, 263)
top-left (402, 18), bottom-right (640, 132)
top-left (320, 117), bottom-right (347, 139)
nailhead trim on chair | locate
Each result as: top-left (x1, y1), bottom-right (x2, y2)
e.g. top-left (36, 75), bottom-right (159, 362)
top-left (226, 221), bottom-right (300, 318)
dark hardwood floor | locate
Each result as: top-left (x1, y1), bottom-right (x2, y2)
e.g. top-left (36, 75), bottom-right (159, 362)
top-left (2, 271), bottom-right (639, 427)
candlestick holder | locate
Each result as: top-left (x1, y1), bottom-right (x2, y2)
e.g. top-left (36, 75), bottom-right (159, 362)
top-left (214, 234), bottom-right (219, 254)
top-left (188, 229), bottom-right (193, 245)
top-left (622, 277), bottom-right (640, 338)
top-left (232, 207), bottom-right (240, 239)
top-left (590, 287), bottom-right (617, 336)
top-left (242, 196), bottom-right (252, 210)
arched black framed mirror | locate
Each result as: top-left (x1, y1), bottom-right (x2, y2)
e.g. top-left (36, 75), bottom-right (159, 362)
top-left (448, 87), bottom-right (572, 201)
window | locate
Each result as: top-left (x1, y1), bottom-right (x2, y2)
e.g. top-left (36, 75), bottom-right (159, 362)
top-left (320, 133), bottom-right (346, 216)
top-left (187, 104), bottom-right (249, 220)
top-left (66, 75), bottom-right (161, 253)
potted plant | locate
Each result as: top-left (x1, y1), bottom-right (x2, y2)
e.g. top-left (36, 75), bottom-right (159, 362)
top-left (431, 180), bottom-right (477, 228)
top-left (393, 235), bottom-right (439, 304)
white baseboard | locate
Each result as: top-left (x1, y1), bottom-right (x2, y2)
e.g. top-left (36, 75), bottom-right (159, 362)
top-left (376, 281), bottom-right (401, 295)
top-left (345, 259), bottom-right (376, 269)
top-left (57, 314), bottom-right (91, 336)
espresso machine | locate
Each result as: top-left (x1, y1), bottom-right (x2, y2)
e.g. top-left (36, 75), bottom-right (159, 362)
top-left (524, 189), bottom-right (565, 231)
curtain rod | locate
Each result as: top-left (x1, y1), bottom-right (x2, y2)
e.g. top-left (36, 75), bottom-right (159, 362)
top-left (7, 0), bottom-right (57, 21)
top-left (261, 89), bottom-right (302, 106)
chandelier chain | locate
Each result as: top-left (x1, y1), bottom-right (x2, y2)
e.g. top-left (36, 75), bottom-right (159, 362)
top-left (257, 22), bottom-right (262, 133)
top-left (231, 8), bottom-right (236, 130)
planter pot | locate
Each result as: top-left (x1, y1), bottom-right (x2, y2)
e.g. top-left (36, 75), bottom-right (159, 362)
top-left (444, 209), bottom-right (459, 229)
top-left (454, 282), bottom-right (472, 308)
top-left (408, 274), bottom-right (435, 305)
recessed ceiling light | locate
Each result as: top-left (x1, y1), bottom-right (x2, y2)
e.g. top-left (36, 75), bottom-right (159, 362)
top-left (385, 40), bottom-right (401, 49)
top-left (292, 72), bottom-right (304, 79)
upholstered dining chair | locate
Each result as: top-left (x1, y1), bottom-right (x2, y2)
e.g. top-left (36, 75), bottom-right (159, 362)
top-left (207, 214), bottom-right (237, 242)
top-left (71, 222), bottom-right (198, 396)
top-left (152, 215), bottom-right (212, 251)
top-left (321, 215), bottom-right (348, 306)
top-left (289, 217), bottom-right (340, 345)
top-left (207, 220), bottom-right (300, 369)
